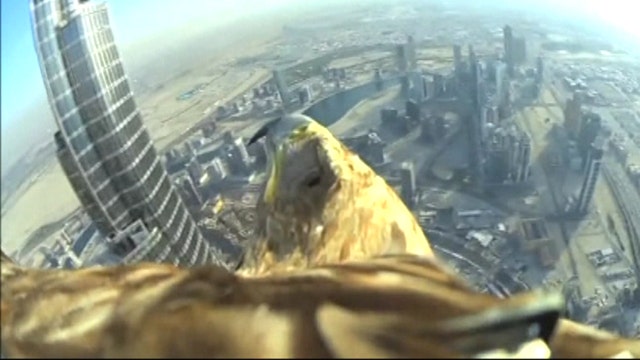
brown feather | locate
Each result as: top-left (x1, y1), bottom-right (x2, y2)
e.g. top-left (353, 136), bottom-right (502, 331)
top-left (2, 253), bottom-right (638, 358)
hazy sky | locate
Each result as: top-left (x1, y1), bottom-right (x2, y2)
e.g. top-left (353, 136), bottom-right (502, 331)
top-left (0, 0), bottom-right (293, 135)
top-left (2, 0), bottom-right (638, 133)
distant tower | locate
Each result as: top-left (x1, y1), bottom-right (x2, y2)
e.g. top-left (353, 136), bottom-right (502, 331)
top-left (400, 162), bottom-right (416, 209)
top-left (410, 71), bottom-right (425, 102)
top-left (575, 144), bottom-right (604, 215)
top-left (494, 61), bottom-right (508, 110)
top-left (564, 91), bottom-right (585, 139)
top-left (273, 69), bottom-right (290, 107)
top-left (513, 37), bottom-right (527, 64)
top-left (578, 112), bottom-right (602, 164)
top-left (406, 35), bottom-right (417, 70)
top-left (396, 44), bottom-right (409, 73)
top-left (536, 56), bottom-right (544, 83)
top-left (374, 68), bottom-right (384, 91)
top-left (32, 0), bottom-right (225, 267)
top-left (516, 134), bottom-right (532, 182)
top-left (453, 44), bottom-right (463, 78)
top-left (503, 25), bottom-right (514, 76)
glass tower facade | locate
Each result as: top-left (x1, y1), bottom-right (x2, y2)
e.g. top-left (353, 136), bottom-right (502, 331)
top-left (31, 0), bottom-right (227, 267)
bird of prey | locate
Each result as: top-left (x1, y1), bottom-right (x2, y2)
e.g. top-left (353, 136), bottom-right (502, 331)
top-left (238, 114), bottom-right (434, 275)
top-left (2, 251), bottom-right (638, 358)
top-left (2, 114), bottom-right (638, 358)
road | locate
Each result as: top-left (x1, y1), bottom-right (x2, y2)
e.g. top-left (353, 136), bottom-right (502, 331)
top-left (602, 162), bottom-right (640, 274)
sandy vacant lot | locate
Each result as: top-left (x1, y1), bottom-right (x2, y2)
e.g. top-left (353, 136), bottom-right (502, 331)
top-left (1, 161), bottom-right (79, 254)
top-left (1, 20), bottom-right (283, 255)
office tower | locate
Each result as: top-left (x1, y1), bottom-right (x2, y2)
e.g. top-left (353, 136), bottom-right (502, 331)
top-left (31, 0), bottom-right (225, 267)
top-left (575, 144), bottom-right (604, 215)
top-left (420, 116), bottom-right (434, 143)
top-left (494, 60), bottom-right (508, 109)
top-left (516, 134), bottom-right (531, 182)
top-left (176, 176), bottom-right (203, 208)
top-left (396, 44), bottom-right (409, 72)
top-left (222, 131), bottom-right (252, 175)
top-left (453, 44), bottom-right (463, 78)
top-left (433, 74), bottom-right (445, 97)
top-left (409, 71), bottom-right (425, 102)
top-left (503, 25), bottom-right (514, 76)
top-left (405, 99), bottom-right (420, 122)
top-left (298, 85), bottom-right (312, 105)
top-left (563, 91), bottom-right (584, 139)
top-left (400, 75), bottom-right (411, 98)
top-left (578, 112), bottom-right (602, 163)
top-left (512, 37), bottom-right (527, 64)
top-left (273, 69), bottom-right (290, 106)
top-left (206, 157), bottom-right (229, 181)
top-left (466, 113), bottom-right (485, 185)
top-left (536, 56), bottom-right (544, 83)
top-left (186, 158), bottom-right (204, 185)
top-left (381, 108), bottom-right (399, 123)
top-left (406, 35), bottom-right (417, 70)
top-left (374, 68), bottom-right (384, 91)
top-left (399, 162), bottom-right (416, 209)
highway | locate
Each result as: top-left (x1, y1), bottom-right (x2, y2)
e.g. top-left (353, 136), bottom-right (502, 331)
top-left (602, 162), bottom-right (640, 275)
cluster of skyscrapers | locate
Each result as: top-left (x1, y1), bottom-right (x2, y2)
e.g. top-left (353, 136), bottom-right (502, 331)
top-left (502, 25), bottom-right (527, 77)
top-left (30, 0), bottom-right (229, 267)
top-left (562, 90), bottom-right (606, 216)
top-left (452, 38), bottom-right (530, 187)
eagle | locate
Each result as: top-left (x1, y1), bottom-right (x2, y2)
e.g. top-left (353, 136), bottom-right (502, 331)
top-left (1, 251), bottom-right (638, 358)
top-left (1, 115), bottom-right (638, 358)
top-left (238, 114), bottom-right (433, 275)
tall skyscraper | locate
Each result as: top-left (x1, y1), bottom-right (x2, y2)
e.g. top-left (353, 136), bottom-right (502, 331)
top-left (399, 162), bottom-right (416, 209)
top-left (31, 0), bottom-right (227, 267)
top-left (575, 144), bottom-right (604, 215)
top-left (395, 44), bottom-right (409, 73)
top-left (406, 35), bottom-right (417, 70)
top-left (503, 25), bottom-right (514, 76)
top-left (453, 44), bottom-right (463, 78)
top-left (273, 69), bottom-right (290, 106)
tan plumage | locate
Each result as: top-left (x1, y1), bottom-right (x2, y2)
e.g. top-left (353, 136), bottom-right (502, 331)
top-left (2, 115), bottom-right (638, 358)
top-left (2, 252), bottom-right (638, 358)
top-left (240, 114), bottom-right (433, 275)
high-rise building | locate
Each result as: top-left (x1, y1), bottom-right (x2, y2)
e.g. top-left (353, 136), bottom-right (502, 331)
top-left (453, 44), bottom-right (463, 78)
top-left (564, 91), bottom-right (584, 139)
top-left (273, 69), bottom-right (290, 106)
top-left (494, 60), bottom-right (508, 110)
top-left (515, 134), bottom-right (532, 182)
top-left (575, 144), bottom-right (604, 215)
top-left (406, 35), bottom-right (417, 70)
top-left (405, 99), bottom-right (420, 122)
top-left (395, 44), bottom-right (409, 73)
top-left (31, 0), bottom-right (226, 267)
top-left (374, 68), bottom-right (384, 91)
top-left (578, 111), bottom-right (602, 163)
top-left (512, 37), bottom-right (527, 64)
top-left (399, 162), bottom-right (416, 209)
top-left (409, 71), bottom-right (425, 102)
top-left (536, 56), bottom-right (544, 83)
top-left (503, 25), bottom-right (514, 76)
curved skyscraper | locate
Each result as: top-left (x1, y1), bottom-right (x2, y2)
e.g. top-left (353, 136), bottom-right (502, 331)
top-left (31, 0), bottom-right (227, 267)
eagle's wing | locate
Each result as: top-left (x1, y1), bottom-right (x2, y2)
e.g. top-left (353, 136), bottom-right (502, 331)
top-left (2, 251), bottom-right (638, 358)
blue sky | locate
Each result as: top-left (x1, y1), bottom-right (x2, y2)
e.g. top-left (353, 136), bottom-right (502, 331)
top-left (0, 0), bottom-right (291, 136)
top-left (1, 0), bottom-right (638, 137)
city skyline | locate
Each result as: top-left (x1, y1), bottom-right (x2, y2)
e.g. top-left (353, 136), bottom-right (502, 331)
top-left (0, 0), bottom-right (297, 175)
top-left (2, 0), bottom-right (639, 133)
top-left (30, 0), bottom-right (228, 267)
top-left (0, 0), bottom-right (638, 339)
